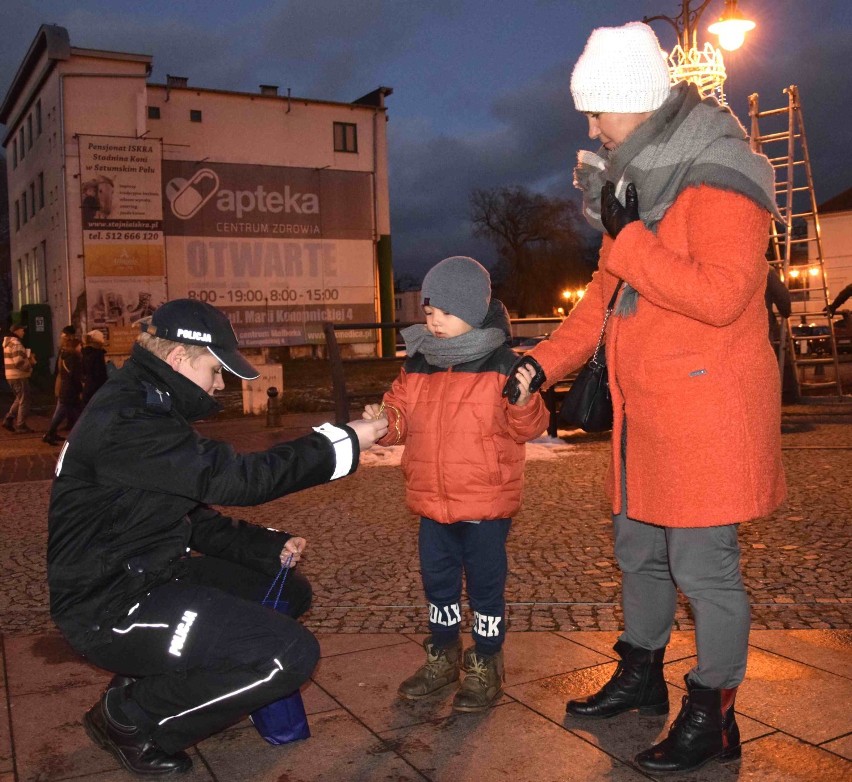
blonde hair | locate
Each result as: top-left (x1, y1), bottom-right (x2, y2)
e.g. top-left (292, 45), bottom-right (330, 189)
top-left (136, 330), bottom-right (209, 363)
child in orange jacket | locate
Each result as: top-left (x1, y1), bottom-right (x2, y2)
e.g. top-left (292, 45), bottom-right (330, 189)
top-left (364, 256), bottom-right (548, 712)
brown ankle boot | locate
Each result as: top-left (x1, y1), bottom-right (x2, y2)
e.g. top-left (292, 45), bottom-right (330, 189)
top-left (398, 638), bottom-right (461, 700)
top-left (452, 648), bottom-right (504, 713)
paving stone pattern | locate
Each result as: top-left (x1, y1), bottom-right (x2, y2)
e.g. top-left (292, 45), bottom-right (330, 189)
top-left (1, 417), bottom-right (849, 637)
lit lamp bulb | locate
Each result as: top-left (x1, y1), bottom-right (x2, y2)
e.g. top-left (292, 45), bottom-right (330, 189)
top-left (707, 1), bottom-right (755, 52)
top-left (562, 289), bottom-right (572, 300)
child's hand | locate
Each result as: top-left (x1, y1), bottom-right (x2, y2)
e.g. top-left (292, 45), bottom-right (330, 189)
top-left (512, 362), bottom-right (537, 407)
top-left (363, 403), bottom-right (384, 420)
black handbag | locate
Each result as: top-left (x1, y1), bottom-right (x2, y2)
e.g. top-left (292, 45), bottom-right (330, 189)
top-left (558, 280), bottom-right (623, 433)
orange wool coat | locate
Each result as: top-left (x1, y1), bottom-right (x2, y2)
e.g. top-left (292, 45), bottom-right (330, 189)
top-left (530, 185), bottom-right (786, 527)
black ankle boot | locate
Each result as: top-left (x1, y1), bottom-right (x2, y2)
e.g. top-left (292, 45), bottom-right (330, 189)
top-left (83, 688), bottom-right (192, 775)
top-left (567, 639), bottom-right (668, 718)
top-left (635, 675), bottom-right (741, 774)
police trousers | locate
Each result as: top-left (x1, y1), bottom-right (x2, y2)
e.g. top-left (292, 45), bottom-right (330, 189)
top-left (83, 556), bottom-right (319, 754)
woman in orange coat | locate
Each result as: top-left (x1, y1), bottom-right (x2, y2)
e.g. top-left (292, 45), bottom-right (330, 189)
top-left (504, 21), bottom-right (786, 775)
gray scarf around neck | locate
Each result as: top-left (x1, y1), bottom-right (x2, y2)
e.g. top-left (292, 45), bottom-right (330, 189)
top-left (573, 81), bottom-right (780, 316)
top-left (401, 323), bottom-right (506, 368)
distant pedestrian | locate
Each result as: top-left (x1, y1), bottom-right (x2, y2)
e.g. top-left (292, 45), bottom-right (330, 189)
top-left (765, 267), bottom-right (792, 344)
top-left (504, 21), bottom-right (786, 775)
top-left (81, 329), bottom-right (108, 405)
top-left (3, 316), bottom-right (37, 434)
top-left (364, 256), bottom-right (549, 712)
top-left (43, 327), bottom-right (83, 446)
top-left (826, 282), bottom-right (852, 317)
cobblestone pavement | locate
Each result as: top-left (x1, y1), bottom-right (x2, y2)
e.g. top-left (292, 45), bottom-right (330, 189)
top-left (1, 410), bottom-right (849, 638)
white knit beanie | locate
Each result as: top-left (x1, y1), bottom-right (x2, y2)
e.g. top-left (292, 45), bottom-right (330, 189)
top-left (571, 22), bottom-right (671, 113)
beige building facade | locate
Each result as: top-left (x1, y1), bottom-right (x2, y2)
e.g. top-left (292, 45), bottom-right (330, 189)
top-left (2, 24), bottom-right (394, 360)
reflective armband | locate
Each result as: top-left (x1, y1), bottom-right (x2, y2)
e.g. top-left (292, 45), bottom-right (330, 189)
top-left (312, 423), bottom-right (354, 480)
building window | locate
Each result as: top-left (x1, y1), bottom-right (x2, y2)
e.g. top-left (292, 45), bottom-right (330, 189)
top-left (16, 248), bottom-right (43, 308)
top-left (18, 127), bottom-right (25, 160)
top-left (36, 100), bottom-right (42, 135)
top-left (333, 122), bottom-right (358, 153)
top-left (27, 114), bottom-right (33, 149)
top-left (21, 192), bottom-right (28, 224)
top-left (190, 109), bottom-right (202, 122)
top-left (38, 173), bottom-right (45, 210)
top-left (148, 106), bottom-right (161, 119)
top-left (15, 200), bottom-right (20, 231)
top-left (12, 137), bottom-right (18, 168)
top-left (29, 182), bottom-right (36, 217)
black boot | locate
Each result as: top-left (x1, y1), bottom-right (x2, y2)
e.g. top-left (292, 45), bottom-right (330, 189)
top-left (635, 676), bottom-right (741, 774)
top-left (84, 687), bottom-right (192, 775)
top-left (566, 639), bottom-right (668, 718)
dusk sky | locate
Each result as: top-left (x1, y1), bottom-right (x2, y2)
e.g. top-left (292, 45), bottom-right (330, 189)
top-left (2, 0), bottom-right (851, 279)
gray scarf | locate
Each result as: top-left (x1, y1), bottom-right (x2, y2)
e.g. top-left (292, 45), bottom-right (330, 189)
top-left (574, 81), bottom-right (781, 316)
top-left (401, 324), bottom-right (506, 368)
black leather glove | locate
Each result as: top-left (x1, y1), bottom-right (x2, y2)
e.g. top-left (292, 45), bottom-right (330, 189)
top-left (502, 355), bottom-right (547, 405)
top-left (601, 181), bottom-right (640, 239)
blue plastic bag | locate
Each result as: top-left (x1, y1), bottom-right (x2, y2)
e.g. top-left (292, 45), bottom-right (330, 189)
top-left (250, 689), bottom-right (310, 745)
top-left (249, 560), bottom-right (311, 745)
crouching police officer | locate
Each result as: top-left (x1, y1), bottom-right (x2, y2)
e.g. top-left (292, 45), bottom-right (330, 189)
top-left (47, 299), bottom-right (387, 775)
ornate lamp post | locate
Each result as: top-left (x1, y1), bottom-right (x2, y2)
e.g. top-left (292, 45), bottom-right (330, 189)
top-left (643, 0), bottom-right (755, 102)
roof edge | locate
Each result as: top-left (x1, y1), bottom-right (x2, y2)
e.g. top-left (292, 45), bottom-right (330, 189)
top-left (0, 24), bottom-right (70, 125)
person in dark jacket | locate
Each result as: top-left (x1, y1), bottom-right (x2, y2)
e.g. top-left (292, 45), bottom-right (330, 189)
top-left (826, 282), bottom-right (852, 316)
top-left (80, 328), bottom-right (108, 405)
top-left (43, 327), bottom-right (84, 446)
top-left (47, 298), bottom-right (386, 776)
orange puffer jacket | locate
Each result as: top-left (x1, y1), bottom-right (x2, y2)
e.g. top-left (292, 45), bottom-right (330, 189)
top-left (529, 185), bottom-right (786, 527)
top-left (377, 312), bottom-right (549, 524)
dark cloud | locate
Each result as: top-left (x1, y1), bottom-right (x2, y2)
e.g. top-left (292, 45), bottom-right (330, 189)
top-left (2, 0), bottom-right (851, 282)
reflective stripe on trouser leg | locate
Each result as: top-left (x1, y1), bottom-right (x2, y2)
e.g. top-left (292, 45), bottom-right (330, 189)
top-left (82, 578), bottom-right (319, 754)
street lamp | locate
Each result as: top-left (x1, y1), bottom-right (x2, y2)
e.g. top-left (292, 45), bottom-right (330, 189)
top-left (643, 0), bottom-right (755, 102)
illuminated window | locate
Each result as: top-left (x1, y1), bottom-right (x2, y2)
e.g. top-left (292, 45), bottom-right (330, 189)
top-left (333, 122), bottom-right (357, 153)
top-left (190, 109), bottom-right (202, 122)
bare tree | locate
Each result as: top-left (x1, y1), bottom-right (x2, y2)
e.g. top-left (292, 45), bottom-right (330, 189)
top-left (470, 186), bottom-right (590, 316)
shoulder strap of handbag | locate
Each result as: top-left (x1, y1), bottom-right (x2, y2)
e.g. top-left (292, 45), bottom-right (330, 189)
top-left (590, 279), bottom-right (624, 364)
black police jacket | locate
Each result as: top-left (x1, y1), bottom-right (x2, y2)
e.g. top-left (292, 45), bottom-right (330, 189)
top-left (47, 344), bottom-right (358, 650)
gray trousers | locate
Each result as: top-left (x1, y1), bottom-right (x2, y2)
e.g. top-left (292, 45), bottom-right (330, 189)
top-left (614, 453), bottom-right (750, 688)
